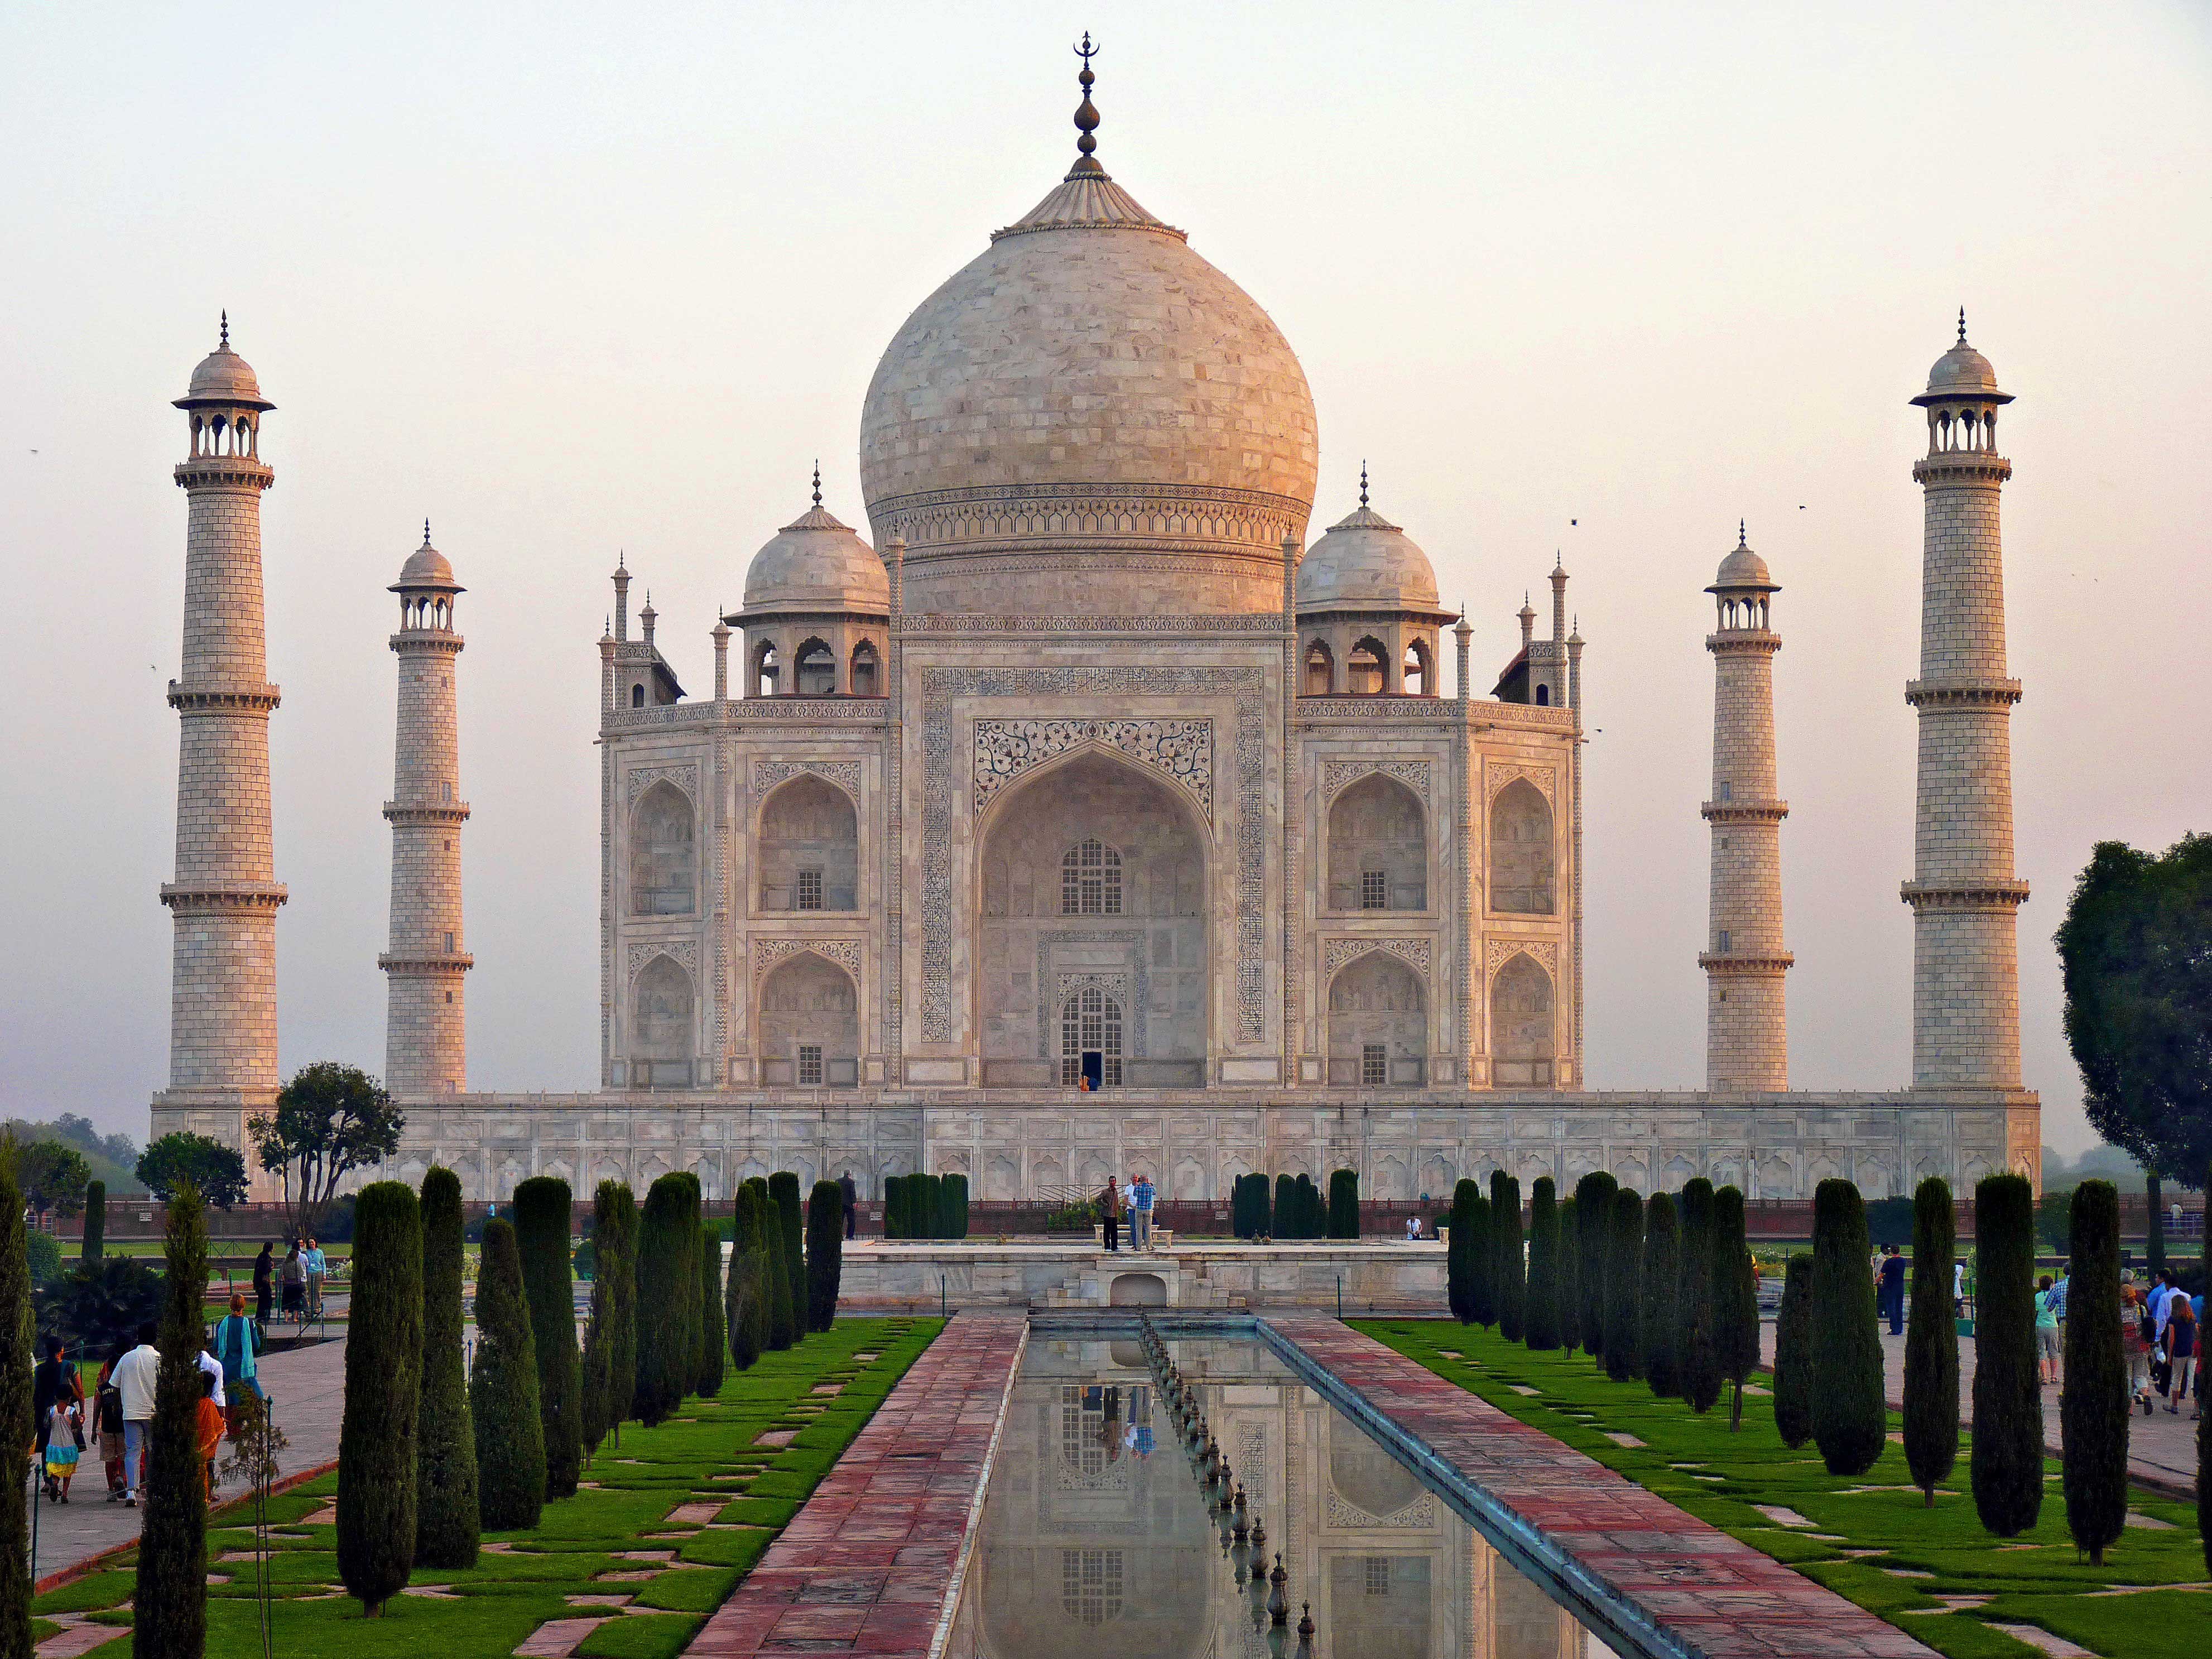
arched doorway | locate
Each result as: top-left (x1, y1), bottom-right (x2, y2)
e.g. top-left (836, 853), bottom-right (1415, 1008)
top-left (758, 951), bottom-right (860, 1086)
top-left (1060, 983), bottom-right (1124, 1088)
top-left (1491, 953), bottom-right (1555, 1086)
top-left (1327, 951), bottom-right (1427, 1086)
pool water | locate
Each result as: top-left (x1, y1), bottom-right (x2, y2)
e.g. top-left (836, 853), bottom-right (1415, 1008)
top-left (945, 1333), bottom-right (1622, 1657)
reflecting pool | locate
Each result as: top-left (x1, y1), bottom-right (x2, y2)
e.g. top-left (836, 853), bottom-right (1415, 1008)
top-left (945, 1334), bottom-right (1622, 1658)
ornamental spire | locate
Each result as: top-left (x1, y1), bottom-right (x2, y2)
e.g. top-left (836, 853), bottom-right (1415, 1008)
top-left (811, 459), bottom-right (822, 509)
top-left (1069, 32), bottom-right (1104, 179)
top-left (424, 517), bottom-right (433, 547)
top-left (1958, 306), bottom-right (1968, 344)
top-left (219, 309), bottom-right (229, 348)
top-left (1358, 461), bottom-right (1369, 509)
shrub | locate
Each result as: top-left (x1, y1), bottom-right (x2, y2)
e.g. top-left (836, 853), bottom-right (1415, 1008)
top-left (1556, 1198), bottom-right (1580, 1355)
top-left (1641, 1193), bottom-right (1680, 1397)
top-left (35, 1254), bottom-right (164, 1355)
top-left (81, 1179), bottom-right (104, 1261)
top-left (1606, 1187), bottom-right (1645, 1382)
top-left (24, 1230), bottom-right (59, 1289)
top-left (2062, 1179), bottom-right (2126, 1562)
top-left (1523, 1179), bottom-right (1560, 1349)
top-left (769, 1174), bottom-right (804, 1347)
top-left (338, 1181), bottom-right (423, 1615)
top-left (942, 1172), bottom-right (969, 1240)
top-left (696, 1220), bottom-right (726, 1399)
top-left (1573, 1172), bottom-right (1617, 1361)
top-left (0, 1162), bottom-right (36, 1657)
top-left (471, 1219), bottom-right (545, 1530)
top-left (1772, 1254), bottom-right (1814, 1447)
top-left (416, 1168), bottom-right (478, 1570)
top-left (1810, 1179), bottom-right (1884, 1477)
top-left (1328, 1170), bottom-right (1359, 1239)
top-left (1971, 1172), bottom-right (2042, 1535)
top-left (1491, 1173), bottom-right (1524, 1343)
top-left (725, 1185), bottom-right (765, 1372)
top-left (1677, 1179), bottom-right (1719, 1413)
top-left (514, 1176), bottom-right (581, 1498)
top-left (632, 1174), bottom-right (700, 1425)
top-left (580, 1180), bottom-right (637, 1455)
top-left (1273, 1174), bottom-right (1296, 1239)
top-left (807, 1180), bottom-right (844, 1331)
top-left (1903, 1177), bottom-right (1958, 1507)
top-left (1235, 1172), bottom-right (1271, 1239)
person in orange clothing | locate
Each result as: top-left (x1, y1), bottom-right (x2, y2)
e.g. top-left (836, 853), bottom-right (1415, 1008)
top-left (194, 1371), bottom-right (225, 1498)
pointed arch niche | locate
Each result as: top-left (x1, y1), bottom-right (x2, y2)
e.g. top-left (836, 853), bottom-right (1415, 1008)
top-left (757, 773), bottom-right (859, 911)
top-left (1326, 951), bottom-right (1427, 1087)
top-left (1490, 952), bottom-right (1555, 1086)
top-left (629, 782), bottom-right (696, 916)
top-left (630, 954), bottom-right (695, 1088)
top-left (1488, 778), bottom-right (1554, 915)
top-left (1327, 773), bottom-right (1426, 911)
top-left (757, 950), bottom-right (859, 1087)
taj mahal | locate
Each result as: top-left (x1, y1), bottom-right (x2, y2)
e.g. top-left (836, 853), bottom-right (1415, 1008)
top-left (148, 54), bottom-right (2040, 1206)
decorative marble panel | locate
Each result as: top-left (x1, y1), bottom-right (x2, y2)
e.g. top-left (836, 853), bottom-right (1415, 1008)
top-left (1485, 937), bottom-right (1560, 980)
top-left (1032, 929), bottom-right (1150, 1059)
top-left (751, 937), bottom-right (863, 984)
top-left (1321, 937), bottom-right (1433, 983)
top-left (1486, 762), bottom-right (1556, 804)
top-left (626, 940), bottom-right (699, 983)
top-left (1325, 1490), bottom-right (1439, 1528)
top-left (625, 763), bottom-right (698, 807)
top-left (753, 759), bottom-right (863, 800)
top-left (1320, 759), bottom-right (1431, 805)
top-left (973, 719), bottom-right (1213, 820)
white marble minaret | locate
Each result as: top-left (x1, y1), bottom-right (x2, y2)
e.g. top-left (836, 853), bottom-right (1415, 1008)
top-left (380, 525), bottom-right (472, 1095)
top-left (1905, 315), bottom-right (2026, 1090)
top-left (158, 316), bottom-right (286, 1126)
top-left (1700, 524), bottom-right (1791, 1089)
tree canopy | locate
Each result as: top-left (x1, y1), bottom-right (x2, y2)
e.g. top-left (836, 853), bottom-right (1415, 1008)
top-left (249, 1062), bottom-right (405, 1235)
top-left (136, 1131), bottom-right (251, 1209)
top-left (11, 1139), bottom-right (90, 1218)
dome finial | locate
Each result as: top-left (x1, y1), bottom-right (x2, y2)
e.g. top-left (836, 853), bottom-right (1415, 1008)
top-left (1738, 517), bottom-right (1747, 548)
top-left (1069, 32), bottom-right (1105, 179)
top-left (811, 459), bottom-right (822, 509)
top-left (1358, 461), bottom-right (1368, 509)
top-left (219, 309), bottom-right (229, 349)
top-left (423, 517), bottom-right (432, 547)
top-left (1958, 306), bottom-right (1968, 344)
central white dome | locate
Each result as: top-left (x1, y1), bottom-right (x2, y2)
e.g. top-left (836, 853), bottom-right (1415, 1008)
top-left (858, 149), bottom-right (1318, 614)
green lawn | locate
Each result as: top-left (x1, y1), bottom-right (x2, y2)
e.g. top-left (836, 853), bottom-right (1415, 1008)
top-left (39, 1317), bottom-right (940, 1659)
top-left (1354, 1320), bottom-right (2210, 1659)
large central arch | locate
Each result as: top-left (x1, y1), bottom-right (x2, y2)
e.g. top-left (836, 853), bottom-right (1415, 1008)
top-left (975, 748), bottom-right (1209, 1088)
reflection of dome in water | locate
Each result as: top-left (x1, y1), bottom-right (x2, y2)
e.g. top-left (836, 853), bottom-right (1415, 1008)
top-left (1330, 1437), bottom-right (1422, 1517)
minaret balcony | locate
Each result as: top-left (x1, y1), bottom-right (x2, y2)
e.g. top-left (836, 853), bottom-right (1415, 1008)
top-left (379, 951), bottom-right (475, 974)
top-left (389, 630), bottom-right (466, 653)
top-left (1904, 677), bottom-right (2021, 708)
top-left (383, 801), bottom-right (472, 825)
top-left (167, 679), bottom-right (280, 713)
top-left (160, 881), bottom-right (287, 912)
top-left (1698, 951), bottom-right (1794, 974)
top-left (1911, 452), bottom-right (2011, 485)
top-left (1900, 879), bottom-right (2030, 911)
top-left (172, 457), bottom-right (274, 490)
top-left (1700, 798), bottom-right (1788, 824)
top-left (1704, 629), bottom-right (1781, 654)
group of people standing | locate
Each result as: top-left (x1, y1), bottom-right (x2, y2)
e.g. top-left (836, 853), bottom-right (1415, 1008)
top-left (252, 1234), bottom-right (328, 1324)
top-left (2120, 1268), bottom-right (2200, 1417)
top-left (1097, 1175), bottom-right (1156, 1252)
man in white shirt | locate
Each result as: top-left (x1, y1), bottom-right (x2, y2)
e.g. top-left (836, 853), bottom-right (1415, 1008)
top-left (197, 1329), bottom-right (226, 1408)
top-left (109, 1323), bottom-right (161, 1507)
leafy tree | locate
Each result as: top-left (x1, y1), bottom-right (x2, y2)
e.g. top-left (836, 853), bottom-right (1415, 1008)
top-left (1772, 1254), bottom-right (1814, 1447)
top-left (337, 1182), bottom-right (422, 1615)
top-left (81, 1178), bottom-right (104, 1259)
top-left (1713, 1187), bottom-right (1758, 1422)
top-left (23, 1230), bottom-right (59, 1290)
top-left (1556, 1197), bottom-right (1580, 1356)
top-left (514, 1177), bottom-right (581, 1499)
top-left (580, 1181), bottom-right (637, 1454)
top-left (135, 1133), bottom-right (248, 1210)
top-left (1523, 1179), bottom-right (1560, 1349)
top-left (0, 1160), bottom-right (34, 1658)
top-left (470, 1220), bottom-right (545, 1530)
top-left (1606, 1187), bottom-right (1645, 1383)
top-left (1572, 1171), bottom-right (1617, 1361)
top-left (2062, 1180), bottom-right (2127, 1562)
top-left (696, 1220), bottom-right (726, 1397)
top-left (1327, 1170), bottom-right (1359, 1239)
top-left (16, 1140), bottom-right (91, 1220)
top-left (1490, 1173), bottom-right (1524, 1343)
top-left (727, 1185), bottom-right (766, 1371)
top-left (1810, 1179), bottom-right (1884, 1477)
top-left (416, 1168), bottom-right (478, 1569)
top-left (771, 1173), bottom-right (806, 1343)
top-left (632, 1175), bottom-right (699, 1424)
top-left (1903, 1178), bottom-right (1959, 1507)
top-left (807, 1180), bottom-right (844, 1331)
top-left (138, 1180), bottom-right (211, 1651)
top-left (248, 1061), bottom-right (405, 1238)
top-left (1677, 1179), bottom-right (1720, 1413)
top-left (1641, 1193), bottom-right (1681, 1398)
top-left (36, 1253), bottom-right (164, 1353)
top-left (2057, 834), bottom-right (2212, 1181)
top-left (2035, 1187), bottom-right (2072, 1255)
top-left (1971, 1172), bottom-right (2043, 1535)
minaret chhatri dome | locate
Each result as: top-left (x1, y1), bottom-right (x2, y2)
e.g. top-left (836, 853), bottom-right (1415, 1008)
top-left (859, 36), bottom-right (1319, 615)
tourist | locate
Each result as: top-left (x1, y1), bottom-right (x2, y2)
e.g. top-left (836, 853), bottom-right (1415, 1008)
top-left (303, 1235), bottom-right (327, 1319)
top-left (839, 1170), bottom-right (858, 1240)
top-left (2047, 1261), bottom-right (2069, 1343)
top-left (213, 1292), bottom-right (263, 1436)
top-left (94, 1339), bottom-right (128, 1499)
top-left (2035, 1275), bottom-right (2061, 1386)
top-left (281, 1239), bottom-right (306, 1321)
top-left (110, 1323), bottom-right (161, 1506)
top-left (196, 1328), bottom-right (228, 1410)
top-left (1407, 1215), bottom-right (1422, 1242)
top-left (2166, 1290), bottom-right (2197, 1416)
top-left (1878, 1245), bottom-right (1907, 1336)
top-left (1129, 1172), bottom-right (1155, 1251)
top-left (253, 1240), bottom-right (275, 1329)
top-left (1101, 1177), bottom-right (1122, 1253)
top-left (1953, 1258), bottom-right (1965, 1318)
top-left (195, 1371), bottom-right (225, 1498)
top-left (32, 1337), bottom-right (83, 1501)
top-left (2122, 1282), bottom-right (2153, 1413)
top-left (42, 1394), bottom-right (83, 1503)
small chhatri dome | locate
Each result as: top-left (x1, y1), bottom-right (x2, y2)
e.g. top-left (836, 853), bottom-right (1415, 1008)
top-left (1709, 521), bottom-right (1777, 593)
top-left (392, 521), bottom-right (463, 594)
top-left (176, 311), bottom-right (275, 411)
top-left (739, 481), bottom-right (890, 617)
top-left (1913, 308), bottom-right (2011, 406)
top-left (1297, 478), bottom-right (1441, 612)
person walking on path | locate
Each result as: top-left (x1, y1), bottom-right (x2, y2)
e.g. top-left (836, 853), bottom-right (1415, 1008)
top-left (302, 1235), bottom-right (327, 1319)
top-left (110, 1323), bottom-right (160, 1506)
top-left (194, 1372), bottom-right (225, 1498)
top-left (2047, 1261), bottom-right (2070, 1345)
top-left (2035, 1275), bottom-right (2062, 1386)
top-left (2165, 1290), bottom-right (2196, 1416)
top-left (2122, 1282), bottom-right (2154, 1413)
top-left (1878, 1246), bottom-right (1907, 1336)
top-left (213, 1293), bottom-right (262, 1437)
top-left (1100, 1177), bottom-right (1122, 1253)
top-left (1954, 1259), bottom-right (1966, 1319)
top-left (196, 1328), bottom-right (227, 1408)
top-left (253, 1240), bottom-right (275, 1329)
top-left (281, 1239), bottom-right (306, 1321)
top-left (94, 1338), bottom-right (127, 1499)
top-left (839, 1171), bottom-right (859, 1240)
top-left (33, 1337), bottom-right (84, 1501)
top-left (42, 1396), bottom-right (83, 1502)
top-left (1129, 1174), bottom-right (1155, 1252)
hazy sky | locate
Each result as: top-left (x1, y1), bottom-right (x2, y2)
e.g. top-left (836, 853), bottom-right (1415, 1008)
top-left (6, 2), bottom-right (2208, 1157)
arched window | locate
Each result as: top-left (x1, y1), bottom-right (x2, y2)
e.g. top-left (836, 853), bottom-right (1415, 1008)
top-left (630, 682), bottom-right (645, 708)
top-left (1060, 986), bottom-right (1123, 1088)
top-left (628, 781), bottom-right (696, 915)
top-left (1489, 779), bottom-right (1554, 914)
top-left (1402, 640), bottom-right (1431, 696)
top-left (1534, 683), bottom-right (1550, 706)
top-left (1328, 952), bottom-right (1426, 1087)
top-left (1328, 775), bottom-right (1425, 911)
top-left (1491, 953), bottom-right (1555, 1085)
top-left (758, 951), bottom-right (860, 1088)
top-left (1347, 638), bottom-right (1387, 695)
top-left (631, 954), bottom-right (694, 1088)
top-left (849, 640), bottom-right (879, 696)
top-left (759, 775), bottom-right (859, 911)
top-left (754, 641), bottom-right (780, 698)
top-left (794, 638), bottom-right (836, 695)
top-left (1060, 838), bottom-right (1123, 915)
top-left (1304, 639), bottom-right (1335, 695)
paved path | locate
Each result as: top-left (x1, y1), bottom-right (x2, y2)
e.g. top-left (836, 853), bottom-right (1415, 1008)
top-left (1274, 1315), bottom-right (1933, 1658)
top-left (32, 1335), bottom-right (347, 1585)
top-left (1758, 1321), bottom-right (2199, 1497)
top-left (685, 1311), bottom-right (1027, 1658)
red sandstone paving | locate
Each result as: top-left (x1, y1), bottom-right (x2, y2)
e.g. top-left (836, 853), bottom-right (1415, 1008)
top-left (1268, 1316), bottom-right (1936, 1659)
top-left (684, 1311), bottom-right (1025, 1658)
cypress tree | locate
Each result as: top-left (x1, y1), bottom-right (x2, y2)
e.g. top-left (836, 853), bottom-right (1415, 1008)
top-left (1328, 1170), bottom-right (1359, 1239)
top-left (416, 1167), bottom-right (479, 1569)
top-left (807, 1180), bottom-right (845, 1330)
top-left (2062, 1180), bottom-right (2127, 1563)
top-left (604, 1183), bottom-right (639, 1441)
top-left (882, 1174), bottom-right (905, 1240)
top-left (1903, 1177), bottom-right (1959, 1507)
top-left (1446, 1180), bottom-right (1477, 1321)
top-left (698, 1219), bottom-right (727, 1397)
top-left (514, 1176), bottom-right (581, 1498)
top-left (1677, 1179), bottom-right (1720, 1413)
top-left (0, 1162), bottom-right (37, 1658)
top-left (943, 1172), bottom-right (969, 1240)
top-left (1713, 1187), bottom-right (1757, 1422)
top-left (1641, 1193), bottom-right (1681, 1397)
top-left (633, 1173), bottom-right (699, 1424)
top-left (337, 1182), bottom-right (423, 1615)
top-left (1772, 1254), bottom-right (1814, 1447)
top-left (1606, 1187), bottom-right (1645, 1382)
top-left (1556, 1198), bottom-right (1580, 1355)
top-left (139, 1181), bottom-right (214, 1652)
top-left (1971, 1172), bottom-right (2043, 1535)
top-left (1465, 1188), bottom-right (1495, 1328)
top-left (1810, 1179), bottom-right (1884, 1477)
top-left (580, 1180), bottom-right (636, 1456)
top-left (472, 1220), bottom-right (546, 1530)
top-left (1273, 1174), bottom-right (1296, 1240)
top-left (756, 1177), bottom-right (796, 1350)
top-left (1492, 1173), bottom-right (1524, 1343)
top-left (1524, 1178), bottom-right (1561, 1349)
top-left (1286, 1174), bottom-right (1312, 1239)
top-left (770, 1172), bottom-right (805, 1342)
top-left (726, 1185), bottom-right (764, 1371)
top-left (678, 1176), bottom-right (706, 1392)
top-left (2204, 1161), bottom-right (2211, 1579)
top-left (81, 1178), bottom-right (105, 1261)
top-left (1573, 1171), bottom-right (1617, 1362)
top-left (1233, 1174), bottom-right (1259, 1239)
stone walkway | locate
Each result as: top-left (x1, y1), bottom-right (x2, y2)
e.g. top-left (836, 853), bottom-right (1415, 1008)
top-left (1757, 1321), bottom-right (2200, 1497)
top-left (32, 1334), bottom-right (347, 1588)
top-left (684, 1311), bottom-right (1027, 1658)
top-left (1270, 1316), bottom-right (1935, 1658)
